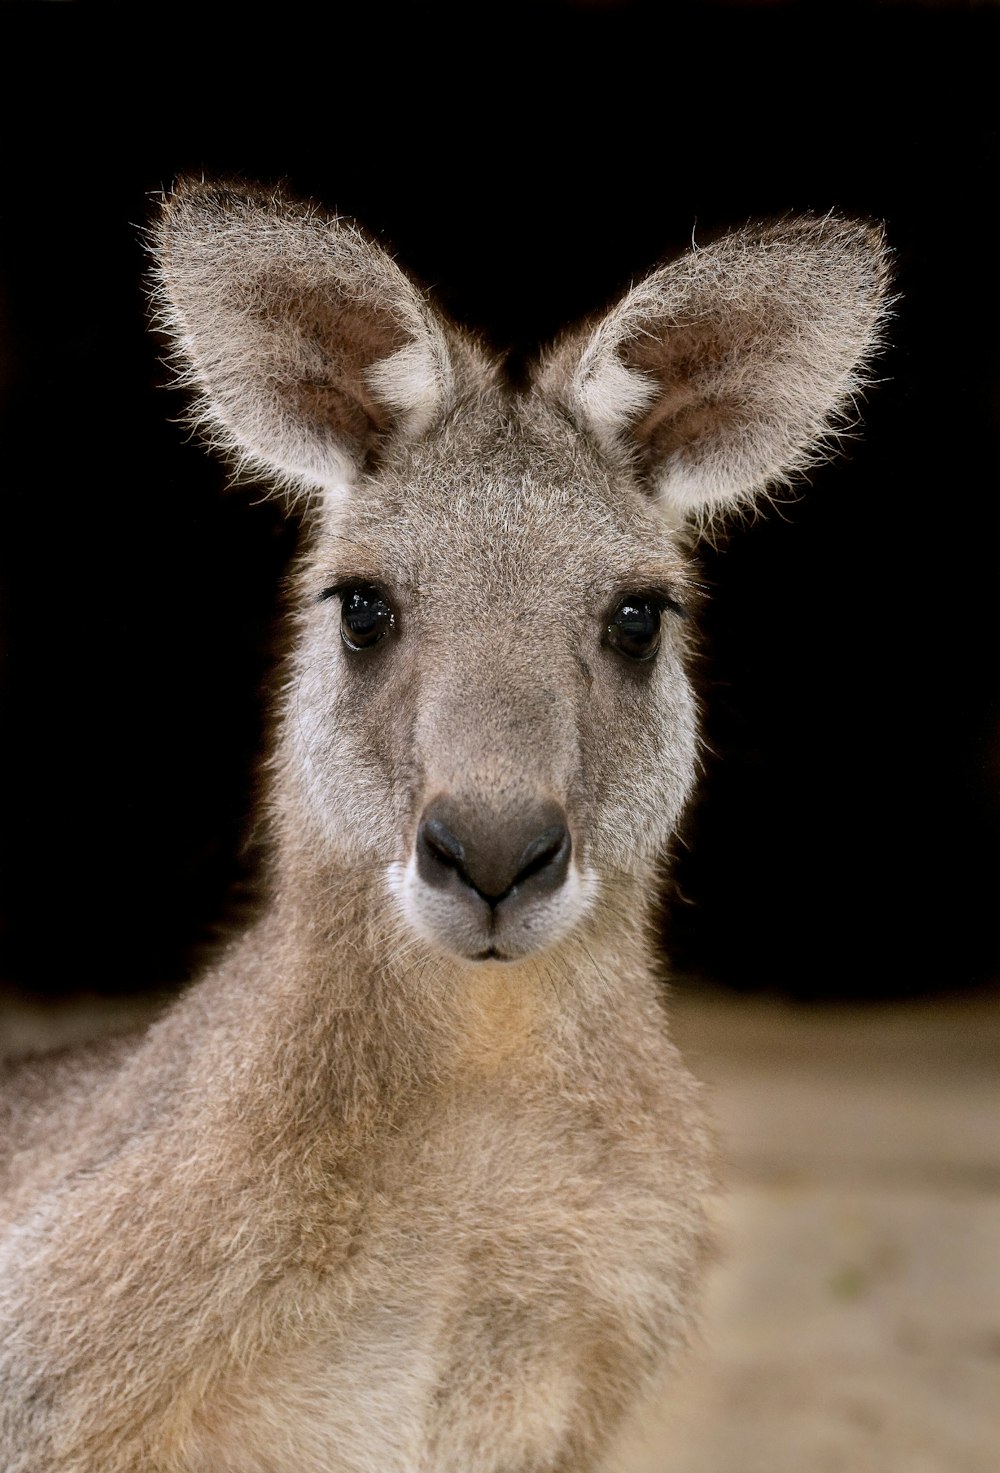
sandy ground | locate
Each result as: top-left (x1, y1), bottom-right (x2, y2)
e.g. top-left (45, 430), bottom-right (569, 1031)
top-left (2, 985), bottom-right (998, 1470)
top-left (610, 988), bottom-right (1000, 1473)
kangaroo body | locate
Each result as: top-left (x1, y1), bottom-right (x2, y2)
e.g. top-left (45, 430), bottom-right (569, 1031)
top-left (0, 185), bottom-right (889, 1472)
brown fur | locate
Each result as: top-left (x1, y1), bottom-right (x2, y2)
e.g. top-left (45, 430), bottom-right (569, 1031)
top-left (0, 182), bottom-right (890, 1472)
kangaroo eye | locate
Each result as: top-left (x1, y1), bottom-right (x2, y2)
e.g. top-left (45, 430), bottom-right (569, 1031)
top-left (607, 598), bottom-right (661, 661)
top-left (339, 586), bottom-right (395, 651)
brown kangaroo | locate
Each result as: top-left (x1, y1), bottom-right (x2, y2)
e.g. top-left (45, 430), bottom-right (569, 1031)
top-left (0, 182), bottom-right (890, 1472)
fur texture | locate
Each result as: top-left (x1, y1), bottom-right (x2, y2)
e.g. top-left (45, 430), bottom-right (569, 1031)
top-left (0, 181), bottom-right (890, 1472)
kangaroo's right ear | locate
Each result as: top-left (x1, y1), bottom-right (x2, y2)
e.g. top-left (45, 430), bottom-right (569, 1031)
top-left (534, 216), bottom-right (892, 534)
top-left (151, 180), bottom-right (486, 507)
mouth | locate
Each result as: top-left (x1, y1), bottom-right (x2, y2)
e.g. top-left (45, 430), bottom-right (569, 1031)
top-left (387, 852), bottom-right (597, 967)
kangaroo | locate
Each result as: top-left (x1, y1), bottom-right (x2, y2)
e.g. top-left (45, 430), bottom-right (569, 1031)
top-left (0, 181), bottom-right (889, 1473)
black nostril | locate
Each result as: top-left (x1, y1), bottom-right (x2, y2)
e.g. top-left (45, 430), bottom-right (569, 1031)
top-left (421, 816), bottom-right (466, 871)
top-left (515, 825), bottom-right (571, 886)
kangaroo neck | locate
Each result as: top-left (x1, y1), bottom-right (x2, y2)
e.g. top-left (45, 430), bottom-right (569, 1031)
top-left (184, 863), bottom-right (656, 1145)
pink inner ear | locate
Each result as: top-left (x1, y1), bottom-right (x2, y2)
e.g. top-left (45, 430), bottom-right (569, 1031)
top-left (623, 314), bottom-right (759, 474)
top-left (265, 283), bottom-right (408, 455)
top-left (635, 393), bottom-right (750, 473)
top-left (617, 275), bottom-right (822, 493)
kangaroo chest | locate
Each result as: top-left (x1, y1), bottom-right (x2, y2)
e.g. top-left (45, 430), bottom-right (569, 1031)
top-left (180, 1071), bottom-right (707, 1473)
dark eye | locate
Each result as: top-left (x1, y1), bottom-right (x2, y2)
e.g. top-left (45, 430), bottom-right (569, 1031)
top-left (607, 598), bottom-right (662, 661)
top-left (339, 586), bottom-right (395, 651)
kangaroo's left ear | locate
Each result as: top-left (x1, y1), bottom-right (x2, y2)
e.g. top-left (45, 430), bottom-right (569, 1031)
top-left (150, 179), bottom-right (492, 509)
top-left (534, 216), bottom-right (892, 529)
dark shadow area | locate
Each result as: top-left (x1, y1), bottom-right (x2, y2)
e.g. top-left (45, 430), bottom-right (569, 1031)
top-left (1, 0), bottom-right (996, 1003)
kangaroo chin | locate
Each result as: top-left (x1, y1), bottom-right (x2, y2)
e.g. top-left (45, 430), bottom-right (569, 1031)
top-left (388, 850), bottom-right (597, 963)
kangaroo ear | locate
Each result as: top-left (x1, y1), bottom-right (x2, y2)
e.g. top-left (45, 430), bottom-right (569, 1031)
top-left (535, 216), bottom-right (892, 529)
top-left (151, 180), bottom-right (484, 506)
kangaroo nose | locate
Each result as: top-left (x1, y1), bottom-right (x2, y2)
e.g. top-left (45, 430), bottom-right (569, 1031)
top-left (416, 798), bottom-right (571, 906)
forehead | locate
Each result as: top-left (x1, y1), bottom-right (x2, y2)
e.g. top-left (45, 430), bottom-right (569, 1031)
top-left (312, 399), bottom-right (688, 598)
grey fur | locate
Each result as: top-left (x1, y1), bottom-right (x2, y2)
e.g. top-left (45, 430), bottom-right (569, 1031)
top-left (0, 180), bottom-right (890, 1472)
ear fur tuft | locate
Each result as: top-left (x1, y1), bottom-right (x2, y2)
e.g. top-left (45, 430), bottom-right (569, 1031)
top-left (534, 215), bottom-right (893, 534)
top-left (149, 179), bottom-right (489, 509)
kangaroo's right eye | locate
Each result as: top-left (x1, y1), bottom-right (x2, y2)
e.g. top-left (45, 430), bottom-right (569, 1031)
top-left (606, 597), bottom-right (662, 661)
top-left (338, 586), bottom-right (396, 651)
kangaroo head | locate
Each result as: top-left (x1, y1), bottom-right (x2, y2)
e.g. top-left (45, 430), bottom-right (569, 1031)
top-left (154, 184), bottom-right (888, 965)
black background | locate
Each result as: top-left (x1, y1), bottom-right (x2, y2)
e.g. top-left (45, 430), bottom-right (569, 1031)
top-left (1, 0), bottom-right (997, 1004)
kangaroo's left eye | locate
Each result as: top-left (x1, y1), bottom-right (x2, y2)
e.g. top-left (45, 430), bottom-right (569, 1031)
top-left (606, 598), bottom-right (661, 661)
top-left (339, 586), bottom-right (395, 650)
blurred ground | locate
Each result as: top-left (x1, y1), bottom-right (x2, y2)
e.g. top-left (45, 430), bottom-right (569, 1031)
top-left (2, 985), bottom-right (998, 1470)
top-left (611, 987), bottom-right (1000, 1473)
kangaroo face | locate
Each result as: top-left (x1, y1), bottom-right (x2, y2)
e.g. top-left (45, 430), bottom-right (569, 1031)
top-left (287, 404), bottom-right (697, 962)
top-left (154, 183), bottom-right (888, 966)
